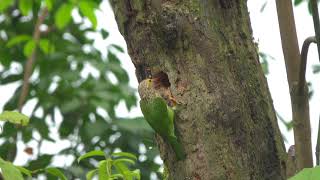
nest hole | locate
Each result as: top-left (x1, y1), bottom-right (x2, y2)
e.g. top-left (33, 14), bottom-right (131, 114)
top-left (153, 71), bottom-right (171, 88)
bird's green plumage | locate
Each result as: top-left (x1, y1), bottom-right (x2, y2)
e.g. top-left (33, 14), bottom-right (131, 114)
top-left (140, 97), bottom-right (185, 160)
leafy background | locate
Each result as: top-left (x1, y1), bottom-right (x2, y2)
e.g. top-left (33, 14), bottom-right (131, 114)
top-left (0, 0), bottom-right (161, 179)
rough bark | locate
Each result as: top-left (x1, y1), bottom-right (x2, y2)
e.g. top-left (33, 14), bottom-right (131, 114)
top-left (111, 0), bottom-right (286, 179)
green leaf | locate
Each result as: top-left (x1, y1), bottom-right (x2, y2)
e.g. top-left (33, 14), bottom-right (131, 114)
top-left (15, 166), bottom-right (32, 177)
top-left (110, 174), bottom-right (124, 179)
top-left (98, 160), bottom-right (108, 180)
top-left (23, 40), bottom-right (36, 57)
top-left (32, 117), bottom-right (54, 142)
top-left (101, 29), bottom-right (109, 39)
top-left (260, 2), bottom-right (267, 12)
top-left (78, 1), bottom-right (97, 29)
top-left (260, 60), bottom-right (269, 75)
top-left (45, 0), bottom-right (53, 11)
top-left (21, 126), bottom-right (33, 142)
top-left (106, 159), bottom-right (112, 177)
top-left (110, 44), bottom-right (124, 53)
top-left (55, 3), bottom-right (74, 29)
top-left (0, 74), bottom-right (23, 85)
top-left (313, 65), bottom-right (320, 74)
top-left (131, 169), bottom-right (141, 180)
top-left (39, 39), bottom-right (55, 54)
top-left (289, 166), bottom-right (320, 180)
top-left (19, 0), bottom-right (33, 16)
top-left (0, 48), bottom-right (12, 68)
top-left (0, 111), bottom-right (30, 126)
top-left (294, 0), bottom-right (304, 6)
top-left (113, 158), bottom-right (135, 166)
top-left (86, 169), bottom-right (98, 180)
top-left (6, 35), bottom-right (32, 47)
top-left (77, 150), bottom-right (106, 163)
top-left (28, 154), bottom-right (52, 170)
top-left (0, 157), bottom-right (24, 180)
top-left (46, 167), bottom-right (68, 180)
top-left (0, 0), bottom-right (14, 12)
top-left (112, 152), bottom-right (137, 161)
top-left (112, 161), bottom-right (129, 176)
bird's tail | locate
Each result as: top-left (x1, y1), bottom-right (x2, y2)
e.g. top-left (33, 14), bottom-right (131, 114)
top-left (168, 136), bottom-right (186, 160)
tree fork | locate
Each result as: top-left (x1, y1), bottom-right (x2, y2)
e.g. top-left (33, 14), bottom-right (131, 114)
top-left (111, 1), bottom-right (286, 179)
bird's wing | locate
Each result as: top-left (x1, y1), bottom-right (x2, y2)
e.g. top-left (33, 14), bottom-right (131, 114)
top-left (140, 97), bottom-right (172, 137)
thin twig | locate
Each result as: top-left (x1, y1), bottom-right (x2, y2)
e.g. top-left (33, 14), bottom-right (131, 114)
top-left (18, 8), bottom-right (48, 112)
top-left (298, 36), bottom-right (316, 95)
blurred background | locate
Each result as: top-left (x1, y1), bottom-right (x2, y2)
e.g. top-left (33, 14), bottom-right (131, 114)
top-left (0, 0), bottom-right (319, 179)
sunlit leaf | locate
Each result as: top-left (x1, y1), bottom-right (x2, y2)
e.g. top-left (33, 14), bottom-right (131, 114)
top-left (6, 35), bottom-right (32, 47)
top-left (19, 0), bottom-right (32, 16)
top-left (113, 158), bottom-right (136, 165)
top-left (78, 150), bottom-right (106, 163)
top-left (86, 169), bottom-right (98, 180)
top-left (15, 166), bottom-right (32, 177)
top-left (0, 111), bottom-right (29, 126)
top-left (98, 160), bottom-right (109, 180)
top-left (39, 39), bottom-right (55, 54)
top-left (289, 166), bottom-right (320, 180)
top-left (55, 3), bottom-right (74, 29)
top-left (0, 157), bottom-right (24, 180)
top-left (78, 0), bottom-right (97, 29)
top-left (23, 40), bottom-right (36, 57)
top-left (45, 0), bottom-right (53, 11)
top-left (0, 0), bottom-right (14, 12)
top-left (112, 152), bottom-right (137, 161)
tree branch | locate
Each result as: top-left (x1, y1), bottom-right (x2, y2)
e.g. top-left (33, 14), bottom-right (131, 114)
top-left (298, 36), bottom-right (316, 95)
top-left (18, 8), bottom-right (48, 112)
top-left (275, 0), bottom-right (313, 170)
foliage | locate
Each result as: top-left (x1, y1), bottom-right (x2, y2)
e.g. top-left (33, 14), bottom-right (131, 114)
top-left (0, 112), bottom-right (66, 180)
top-left (294, 0), bottom-right (320, 14)
top-left (289, 166), bottom-right (320, 180)
top-left (0, 115), bottom-right (139, 180)
top-left (78, 150), bottom-right (140, 180)
top-left (259, 52), bottom-right (275, 75)
top-left (0, 0), bottom-right (161, 179)
top-left (0, 111), bottom-right (29, 126)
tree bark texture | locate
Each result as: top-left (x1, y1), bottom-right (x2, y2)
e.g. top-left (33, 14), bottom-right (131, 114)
top-left (111, 0), bottom-right (287, 179)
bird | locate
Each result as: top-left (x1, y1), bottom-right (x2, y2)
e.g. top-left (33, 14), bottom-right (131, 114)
top-left (138, 72), bottom-right (185, 160)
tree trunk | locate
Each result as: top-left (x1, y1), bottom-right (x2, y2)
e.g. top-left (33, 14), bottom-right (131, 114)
top-left (111, 0), bottom-right (287, 179)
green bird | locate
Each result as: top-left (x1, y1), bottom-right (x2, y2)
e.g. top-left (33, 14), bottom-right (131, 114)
top-left (138, 78), bottom-right (185, 160)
